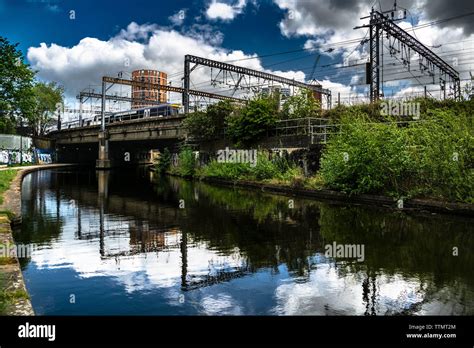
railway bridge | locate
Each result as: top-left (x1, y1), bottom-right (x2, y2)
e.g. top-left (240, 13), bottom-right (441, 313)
top-left (45, 113), bottom-right (339, 168)
top-left (47, 115), bottom-right (187, 168)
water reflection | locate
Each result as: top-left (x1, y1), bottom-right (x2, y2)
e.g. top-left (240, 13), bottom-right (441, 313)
top-left (13, 168), bottom-right (474, 315)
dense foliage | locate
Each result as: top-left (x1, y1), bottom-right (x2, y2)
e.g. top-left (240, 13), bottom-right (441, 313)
top-left (0, 36), bottom-right (35, 134)
top-left (29, 82), bottom-right (64, 136)
top-left (320, 99), bottom-right (474, 202)
top-left (280, 89), bottom-right (321, 119)
top-left (171, 96), bottom-right (473, 204)
top-left (0, 36), bottom-right (64, 136)
top-left (170, 147), bottom-right (196, 177)
top-left (184, 91), bottom-right (321, 147)
top-left (172, 150), bottom-right (304, 185)
top-left (155, 148), bottom-right (171, 174)
top-left (183, 100), bottom-right (234, 141)
top-left (225, 96), bottom-right (280, 146)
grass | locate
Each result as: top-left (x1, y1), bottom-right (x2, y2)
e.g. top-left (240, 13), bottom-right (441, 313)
top-left (0, 170), bottom-right (17, 205)
top-left (1, 288), bottom-right (29, 303)
top-left (0, 170), bottom-right (22, 314)
top-left (0, 239), bottom-right (28, 314)
top-left (0, 257), bottom-right (16, 265)
top-left (0, 210), bottom-right (15, 221)
top-left (0, 286), bottom-right (30, 314)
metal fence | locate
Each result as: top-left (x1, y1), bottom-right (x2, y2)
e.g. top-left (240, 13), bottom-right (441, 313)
top-left (274, 118), bottom-right (427, 144)
top-left (0, 134), bottom-right (35, 165)
top-left (275, 118), bottom-right (339, 144)
top-left (0, 134), bottom-right (32, 150)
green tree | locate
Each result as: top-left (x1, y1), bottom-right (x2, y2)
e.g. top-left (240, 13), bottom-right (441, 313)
top-left (226, 95), bottom-right (279, 146)
top-left (280, 89), bottom-right (321, 119)
top-left (29, 82), bottom-right (64, 135)
top-left (183, 111), bottom-right (215, 140)
top-left (183, 100), bottom-right (235, 141)
top-left (0, 36), bottom-right (35, 134)
top-left (206, 100), bottom-right (234, 134)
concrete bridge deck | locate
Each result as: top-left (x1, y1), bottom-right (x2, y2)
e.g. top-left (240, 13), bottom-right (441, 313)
top-left (48, 115), bottom-right (187, 145)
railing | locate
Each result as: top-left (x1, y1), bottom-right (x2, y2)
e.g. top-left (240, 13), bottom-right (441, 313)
top-left (48, 111), bottom-right (184, 133)
top-left (275, 117), bottom-right (339, 144)
top-left (274, 118), bottom-right (425, 144)
top-left (52, 114), bottom-right (424, 145)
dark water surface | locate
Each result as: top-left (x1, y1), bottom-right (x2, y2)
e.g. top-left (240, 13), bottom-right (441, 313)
top-left (13, 168), bottom-right (474, 315)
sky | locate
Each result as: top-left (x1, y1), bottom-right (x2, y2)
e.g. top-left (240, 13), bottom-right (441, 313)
top-left (1, 0), bottom-right (473, 111)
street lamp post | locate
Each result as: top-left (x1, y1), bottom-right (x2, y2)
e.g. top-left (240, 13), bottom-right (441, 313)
top-left (19, 116), bottom-right (23, 165)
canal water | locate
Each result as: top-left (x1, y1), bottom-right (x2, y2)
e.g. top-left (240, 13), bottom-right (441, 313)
top-left (13, 168), bottom-right (474, 315)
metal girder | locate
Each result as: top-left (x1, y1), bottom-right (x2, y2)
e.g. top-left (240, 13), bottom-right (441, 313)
top-left (102, 76), bottom-right (245, 104)
top-left (232, 75), bottom-right (244, 97)
top-left (369, 14), bottom-right (381, 102)
top-left (184, 55), bottom-right (331, 95)
top-left (77, 91), bottom-right (164, 104)
top-left (367, 9), bottom-right (460, 102)
top-left (183, 55), bottom-right (190, 113)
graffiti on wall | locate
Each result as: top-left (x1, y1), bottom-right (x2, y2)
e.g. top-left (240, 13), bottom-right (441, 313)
top-left (0, 150), bottom-right (34, 165)
top-left (37, 153), bottom-right (52, 164)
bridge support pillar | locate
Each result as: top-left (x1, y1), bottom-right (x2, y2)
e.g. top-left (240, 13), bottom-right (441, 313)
top-left (96, 131), bottom-right (111, 169)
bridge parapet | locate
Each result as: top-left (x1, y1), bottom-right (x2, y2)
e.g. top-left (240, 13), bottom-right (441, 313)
top-left (48, 115), bottom-right (187, 145)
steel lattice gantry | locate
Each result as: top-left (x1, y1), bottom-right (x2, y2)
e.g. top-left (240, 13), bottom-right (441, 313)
top-left (98, 76), bottom-right (247, 129)
top-left (182, 55), bottom-right (332, 113)
top-left (78, 91), bottom-right (166, 104)
top-left (363, 9), bottom-right (461, 102)
top-left (102, 76), bottom-right (246, 104)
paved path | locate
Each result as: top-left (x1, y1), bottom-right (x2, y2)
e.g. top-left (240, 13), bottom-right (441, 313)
top-left (0, 163), bottom-right (76, 171)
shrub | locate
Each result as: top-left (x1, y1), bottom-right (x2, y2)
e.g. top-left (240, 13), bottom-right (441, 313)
top-left (250, 153), bottom-right (281, 180)
top-left (175, 147), bottom-right (196, 177)
top-left (319, 102), bottom-right (474, 202)
top-left (183, 100), bottom-right (235, 141)
top-left (225, 96), bottom-right (279, 146)
top-left (198, 151), bottom-right (303, 183)
top-left (182, 111), bottom-right (216, 141)
top-left (155, 148), bottom-right (171, 174)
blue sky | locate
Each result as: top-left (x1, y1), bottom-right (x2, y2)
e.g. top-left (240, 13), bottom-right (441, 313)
top-left (1, 0), bottom-right (319, 73)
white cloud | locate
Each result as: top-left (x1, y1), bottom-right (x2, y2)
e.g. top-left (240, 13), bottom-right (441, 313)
top-left (206, 2), bottom-right (235, 20)
top-left (319, 79), bottom-right (367, 105)
top-left (205, 0), bottom-right (248, 21)
top-left (169, 9), bottom-right (186, 26)
top-left (274, 0), bottom-right (474, 100)
top-left (26, 21), bottom-right (310, 108)
top-left (274, 0), bottom-right (372, 40)
top-left (186, 24), bottom-right (225, 46)
top-left (115, 22), bottom-right (158, 41)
